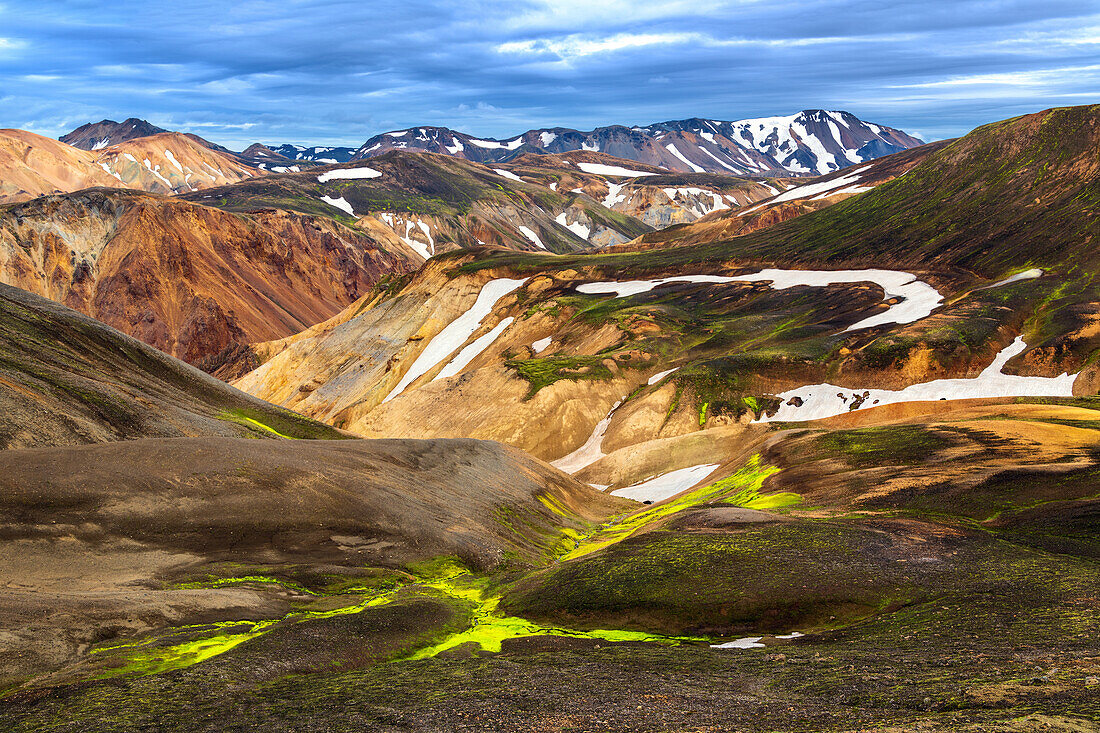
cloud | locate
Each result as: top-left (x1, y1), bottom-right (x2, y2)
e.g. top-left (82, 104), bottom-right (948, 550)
top-left (497, 32), bottom-right (697, 58)
top-left (0, 0), bottom-right (1097, 147)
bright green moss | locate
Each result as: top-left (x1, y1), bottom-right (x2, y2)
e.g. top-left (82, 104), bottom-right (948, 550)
top-left (560, 455), bottom-right (787, 560)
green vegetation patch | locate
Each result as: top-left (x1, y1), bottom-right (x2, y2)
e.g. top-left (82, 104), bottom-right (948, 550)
top-left (558, 455), bottom-right (788, 560)
top-left (815, 425), bottom-right (954, 467)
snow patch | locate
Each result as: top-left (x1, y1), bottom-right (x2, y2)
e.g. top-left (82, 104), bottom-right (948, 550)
top-left (532, 336), bottom-right (552, 353)
top-left (382, 278), bottom-right (529, 403)
top-left (493, 168), bottom-right (523, 182)
top-left (518, 225), bottom-right (546, 249)
top-left (665, 143), bottom-right (706, 173)
top-left (611, 464), bottom-right (720, 503)
top-left (575, 268), bottom-right (944, 332)
top-left (555, 212), bottom-right (590, 240)
top-left (759, 337), bottom-right (1077, 423)
top-left (577, 162), bottom-right (655, 178)
top-left (317, 166), bottom-right (382, 183)
top-left (320, 195), bottom-right (355, 216)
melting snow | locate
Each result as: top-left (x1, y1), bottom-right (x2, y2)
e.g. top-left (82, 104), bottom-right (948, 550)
top-left (577, 162), bottom-right (656, 177)
top-left (434, 317), bottom-right (515, 381)
top-left (979, 268), bottom-right (1044, 290)
top-left (97, 162), bottom-right (122, 182)
top-left (320, 195), bottom-right (355, 216)
top-left (540, 131), bottom-right (558, 146)
top-left (647, 368), bottom-right (679, 385)
top-left (766, 166), bottom-right (870, 205)
top-left (550, 399), bottom-right (624, 474)
top-left (575, 268), bottom-right (944, 332)
top-left (468, 137), bottom-right (524, 150)
top-left (518, 225), bottom-right (546, 249)
top-left (532, 336), bottom-right (552, 353)
top-left (711, 637), bottom-right (765, 650)
top-left (317, 166), bottom-right (382, 183)
top-left (164, 149), bottom-right (184, 172)
top-left (611, 463), bottom-right (720, 503)
top-left (382, 278), bottom-right (528, 403)
top-left (759, 337), bottom-right (1077, 423)
top-left (555, 212), bottom-right (591, 240)
top-left (665, 143), bottom-right (706, 173)
top-left (493, 168), bottom-right (523, 182)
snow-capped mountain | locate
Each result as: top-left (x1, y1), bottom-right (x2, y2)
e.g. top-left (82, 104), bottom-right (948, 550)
top-left (268, 144), bottom-right (358, 164)
top-left (349, 111), bottom-right (923, 176)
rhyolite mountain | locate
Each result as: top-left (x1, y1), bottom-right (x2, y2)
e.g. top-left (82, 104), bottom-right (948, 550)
top-left (234, 105), bottom-right (1100, 464)
top-left (0, 128), bottom-right (260, 202)
top-left (347, 110), bottom-right (922, 176)
top-left (0, 188), bottom-right (417, 370)
top-left (182, 150), bottom-right (655, 255)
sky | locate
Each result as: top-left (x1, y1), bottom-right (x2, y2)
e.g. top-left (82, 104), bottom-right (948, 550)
top-left (1, 1), bottom-right (1098, 149)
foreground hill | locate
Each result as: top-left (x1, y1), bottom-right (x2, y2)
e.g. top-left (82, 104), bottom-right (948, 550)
top-left (0, 283), bottom-right (619, 690)
top-left (0, 281), bottom-right (347, 449)
top-left (0, 189), bottom-right (417, 368)
top-left (184, 150), bottom-right (653, 254)
top-left (348, 110), bottom-right (923, 176)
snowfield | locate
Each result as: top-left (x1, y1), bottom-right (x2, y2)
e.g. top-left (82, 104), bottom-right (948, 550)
top-left (317, 166), bottom-right (382, 183)
top-left (577, 162), bottom-right (657, 177)
top-left (759, 337), bottom-right (1077, 423)
top-left (575, 268), bottom-right (944, 332)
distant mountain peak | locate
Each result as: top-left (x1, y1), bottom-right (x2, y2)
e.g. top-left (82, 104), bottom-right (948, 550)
top-left (316, 110), bottom-right (923, 177)
top-left (59, 118), bottom-right (168, 151)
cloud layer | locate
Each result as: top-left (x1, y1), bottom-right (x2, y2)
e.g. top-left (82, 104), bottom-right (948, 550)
top-left (1, 0), bottom-right (1098, 148)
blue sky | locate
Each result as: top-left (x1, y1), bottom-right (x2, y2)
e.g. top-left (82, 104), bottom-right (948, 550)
top-left (1, 1), bottom-right (1098, 148)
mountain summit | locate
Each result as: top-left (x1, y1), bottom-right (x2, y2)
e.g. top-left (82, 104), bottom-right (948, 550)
top-left (59, 117), bottom-right (169, 151)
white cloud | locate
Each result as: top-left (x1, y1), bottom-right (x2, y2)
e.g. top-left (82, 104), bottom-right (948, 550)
top-left (891, 64), bottom-right (1100, 89)
top-left (497, 31), bottom-right (917, 61)
top-left (498, 32), bottom-right (696, 57)
top-left (502, 0), bottom-right (727, 31)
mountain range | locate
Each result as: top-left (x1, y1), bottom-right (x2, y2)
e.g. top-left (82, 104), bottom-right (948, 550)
top-left (58, 110), bottom-right (923, 177)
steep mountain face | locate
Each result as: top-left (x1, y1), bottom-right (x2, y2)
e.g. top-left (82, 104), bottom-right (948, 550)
top-left (95, 132), bottom-right (260, 194)
top-left (0, 281), bottom-right (346, 449)
top-left (0, 129), bottom-right (261, 202)
top-left (182, 150), bottom-right (652, 255)
top-left (60, 117), bottom-right (169, 151)
top-left (0, 189), bottom-right (417, 369)
top-left (350, 111), bottom-right (923, 176)
top-left (0, 129), bottom-right (125, 202)
top-left (624, 140), bottom-right (950, 249)
top-left (491, 151), bottom-right (796, 230)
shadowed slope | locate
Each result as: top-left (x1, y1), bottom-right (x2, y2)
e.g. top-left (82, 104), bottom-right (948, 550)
top-left (0, 281), bottom-right (346, 448)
